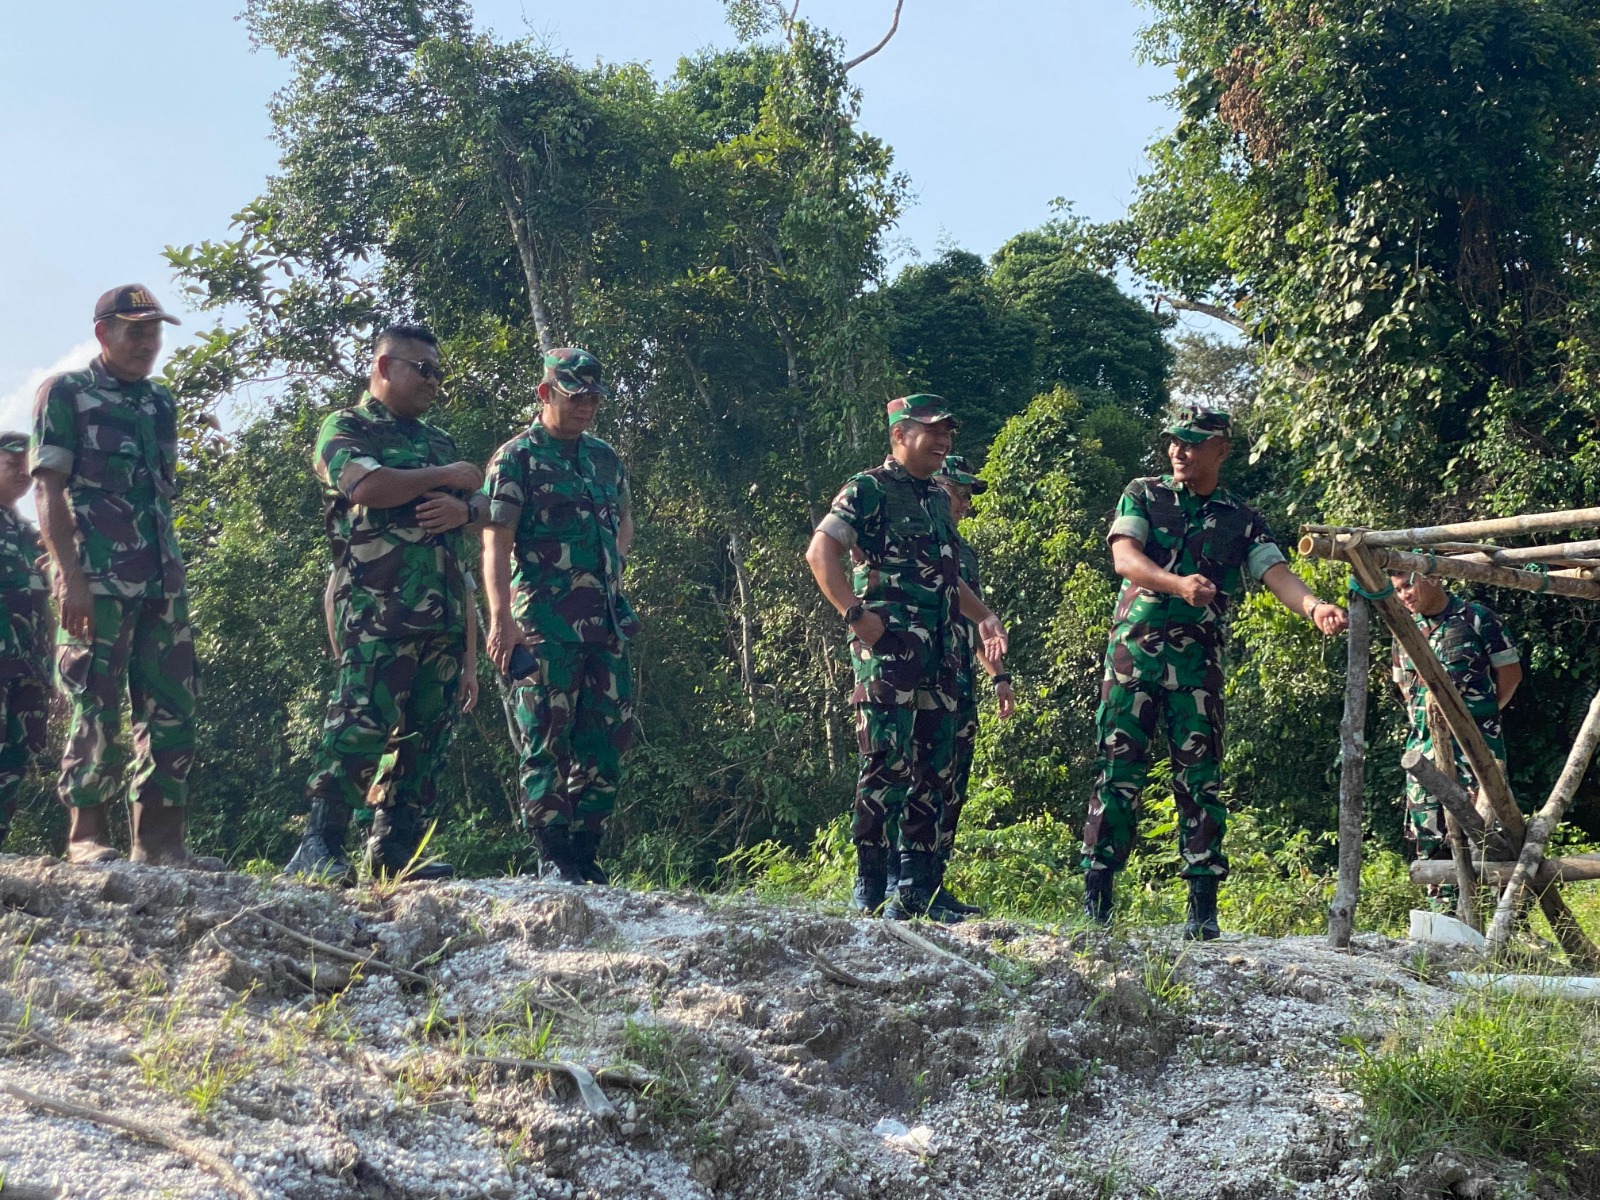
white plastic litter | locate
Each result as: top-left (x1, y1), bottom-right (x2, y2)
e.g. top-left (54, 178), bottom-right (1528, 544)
top-left (1409, 909), bottom-right (1487, 950)
top-left (872, 1118), bottom-right (935, 1152)
top-left (1448, 971), bottom-right (1600, 1000)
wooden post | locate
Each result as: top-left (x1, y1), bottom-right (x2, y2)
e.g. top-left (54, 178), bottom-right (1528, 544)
top-left (1400, 750), bottom-right (1517, 859)
top-left (1427, 703), bottom-right (1479, 930)
top-left (1486, 687), bottom-right (1600, 959)
top-left (1328, 594), bottom-right (1370, 948)
top-left (1411, 854), bottom-right (1600, 886)
top-left (1342, 543), bottom-right (1525, 840)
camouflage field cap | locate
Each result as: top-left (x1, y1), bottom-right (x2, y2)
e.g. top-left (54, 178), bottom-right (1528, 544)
top-left (542, 347), bottom-right (610, 398)
top-left (94, 284), bottom-right (181, 325)
top-left (936, 454), bottom-right (987, 494)
top-left (0, 432), bottom-right (26, 455)
top-left (1164, 404), bottom-right (1232, 444)
top-left (886, 394), bottom-right (957, 428)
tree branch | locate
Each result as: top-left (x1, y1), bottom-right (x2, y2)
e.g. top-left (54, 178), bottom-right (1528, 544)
top-left (1156, 293), bottom-right (1248, 331)
top-left (843, 0), bottom-right (905, 70)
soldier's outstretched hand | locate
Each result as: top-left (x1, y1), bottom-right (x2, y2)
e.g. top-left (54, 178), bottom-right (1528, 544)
top-left (979, 614), bottom-right (1007, 662)
top-left (1314, 602), bottom-right (1350, 636)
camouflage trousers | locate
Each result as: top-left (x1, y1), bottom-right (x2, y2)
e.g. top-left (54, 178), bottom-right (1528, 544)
top-left (513, 639), bottom-right (634, 833)
top-left (936, 684), bottom-right (979, 858)
top-left (1402, 703), bottom-right (1506, 859)
top-left (1082, 672), bottom-right (1228, 879)
top-left (305, 632), bottom-right (462, 821)
top-left (0, 659), bottom-right (50, 838)
top-left (57, 594), bottom-right (196, 810)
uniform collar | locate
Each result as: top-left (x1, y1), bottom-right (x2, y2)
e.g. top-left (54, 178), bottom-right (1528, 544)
top-left (1161, 474), bottom-right (1237, 508)
top-left (359, 391), bottom-right (421, 428)
top-left (1417, 594), bottom-right (1464, 624)
top-left (89, 357), bottom-right (149, 395)
top-left (881, 456), bottom-right (930, 487)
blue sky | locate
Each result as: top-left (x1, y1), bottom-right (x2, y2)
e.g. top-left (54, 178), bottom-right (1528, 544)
top-left (0, 0), bottom-right (1176, 432)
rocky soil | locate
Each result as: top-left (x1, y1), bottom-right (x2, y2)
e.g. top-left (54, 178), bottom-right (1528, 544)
top-left (0, 855), bottom-right (1498, 1199)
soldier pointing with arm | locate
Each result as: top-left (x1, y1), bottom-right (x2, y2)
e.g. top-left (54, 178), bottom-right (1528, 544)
top-left (1082, 406), bottom-right (1348, 938)
top-left (806, 396), bottom-right (1007, 921)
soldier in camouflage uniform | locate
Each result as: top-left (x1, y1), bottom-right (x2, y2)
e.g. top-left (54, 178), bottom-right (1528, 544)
top-left (1082, 406), bottom-right (1348, 939)
top-left (806, 397), bottom-right (1008, 921)
top-left (1389, 569), bottom-right (1520, 869)
top-left (0, 432), bottom-right (51, 849)
top-left (481, 349), bottom-right (638, 886)
top-left (31, 285), bottom-right (219, 869)
top-left (285, 325), bottom-right (485, 883)
top-left (926, 454), bottom-right (1015, 920)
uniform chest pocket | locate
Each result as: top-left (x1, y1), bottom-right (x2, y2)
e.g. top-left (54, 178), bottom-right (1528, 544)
top-left (73, 448), bottom-right (138, 493)
top-left (530, 490), bottom-right (586, 538)
top-left (378, 441), bottom-right (425, 469)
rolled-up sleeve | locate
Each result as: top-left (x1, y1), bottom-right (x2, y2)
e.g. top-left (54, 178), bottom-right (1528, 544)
top-left (314, 411), bottom-right (380, 496)
top-left (1107, 482), bottom-right (1150, 544)
top-left (483, 445), bottom-right (525, 528)
top-left (29, 376), bottom-right (77, 477)
top-left (818, 476), bottom-right (875, 551)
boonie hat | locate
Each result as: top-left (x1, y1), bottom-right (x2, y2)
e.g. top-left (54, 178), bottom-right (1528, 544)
top-left (936, 454), bottom-right (987, 494)
top-left (94, 284), bottom-right (181, 326)
top-left (543, 347), bottom-right (609, 397)
top-left (887, 394), bottom-right (957, 428)
top-left (1164, 404), bottom-right (1231, 444)
top-left (0, 432), bottom-right (27, 455)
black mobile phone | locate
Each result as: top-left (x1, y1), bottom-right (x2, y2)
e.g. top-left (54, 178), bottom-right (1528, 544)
top-left (507, 643), bottom-right (540, 680)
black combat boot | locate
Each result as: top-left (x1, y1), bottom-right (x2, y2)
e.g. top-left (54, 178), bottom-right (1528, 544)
top-left (364, 806), bottom-right (455, 882)
top-left (1183, 874), bottom-right (1221, 941)
top-left (851, 844), bottom-right (889, 915)
top-left (884, 850), bottom-right (941, 921)
top-left (535, 824), bottom-right (587, 885)
top-left (928, 854), bottom-right (982, 921)
top-left (1083, 868), bottom-right (1114, 926)
top-left (569, 827), bottom-right (609, 885)
top-left (284, 797), bottom-right (356, 885)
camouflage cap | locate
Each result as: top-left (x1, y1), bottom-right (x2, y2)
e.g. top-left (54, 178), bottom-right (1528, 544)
top-left (887, 394), bottom-right (957, 428)
top-left (936, 454), bottom-right (987, 494)
top-left (542, 347), bottom-right (610, 398)
top-left (1164, 404), bottom-right (1232, 444)
top-left (94, 284), bottom-right (181, 326)
top-left (0, 432), bottom-right (26, 455)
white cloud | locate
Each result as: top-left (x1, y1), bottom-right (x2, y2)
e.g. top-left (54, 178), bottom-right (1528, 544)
top-left (0, 339), bottom-right (99, 521)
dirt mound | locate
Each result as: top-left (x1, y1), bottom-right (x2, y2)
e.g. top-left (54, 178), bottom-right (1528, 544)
top-left (0, 856), bottom-right (1465, 1199)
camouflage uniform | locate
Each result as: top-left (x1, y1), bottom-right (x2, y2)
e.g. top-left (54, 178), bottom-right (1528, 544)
top-left (306, 393), bottom-right (473, 829)
top-left (483, 416), bottom-right (639, 834)
top-left (818, 457), bottom-right (961, 853)
top-left (1081, 474), bottom-right (1286, 879)
top-left (1392, 595), bottom-right (1518, 857)
top-left (30, 359), bottom-right (196, 812)
top-left (0, 477), bottom-right (51, 843)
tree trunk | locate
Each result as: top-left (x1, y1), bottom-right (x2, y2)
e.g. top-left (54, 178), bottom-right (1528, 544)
top-left (1427, 702), bottom-right (1479, 930)
top-left (1328, 594), bottom-right (1370, 949)
top-left (492, 147), bottom-right (555, 351)
top-left (728, 528), bottom-right (758, 711)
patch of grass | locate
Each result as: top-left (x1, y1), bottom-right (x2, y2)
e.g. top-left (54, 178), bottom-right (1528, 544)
top-left (1139, 946), bottom-right (1194, 1017)
top-left (1347, 988), bottom-right (1600, 1184)
top-left (620, 1018), bottom-right (735, 1125)
top-left (132, 996), bottom-right (258, 1117)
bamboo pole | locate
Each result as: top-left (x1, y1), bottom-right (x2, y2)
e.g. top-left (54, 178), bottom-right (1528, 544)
top-left (1486, 687), bottom-right (1600, 958)
top-left (1411, 855), bottom-right (1600, 886)
top-left (1350, 508), bottom-right (1600, 549)
top-left (1451, 538), bottom-right (1600, 564)
top-left (1298, 536), bottom-right (1600, 600)
top-left (1427, 703), bottom-right (1480, 929)
top-left (1400, 749), bottom-right (1517, 859)
top-left (1341, 543), bottom-right (1525, 840)
top-left (1328, 594), bottom-right (1370, 949)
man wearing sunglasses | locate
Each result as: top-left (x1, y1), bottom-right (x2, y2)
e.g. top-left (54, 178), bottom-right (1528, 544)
top-left (480, 348), bottom-right (639, 885)
top-left (284, 324), bottom-right (486, 883)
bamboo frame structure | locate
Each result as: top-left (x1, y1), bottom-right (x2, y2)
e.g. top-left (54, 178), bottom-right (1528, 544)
top-left (1303, 519), bottom-right (1600, 968)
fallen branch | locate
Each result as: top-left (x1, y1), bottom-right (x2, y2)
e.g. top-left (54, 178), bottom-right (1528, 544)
top-left (880, 920), bottom-right (1017, 997)
top-left (256, 915), bottom-right (430, 987)
top-left (1411, 854), bottom-right (1600, 886)
top-left (0, 1081), bottom-right (262, 1200)
top-left (809, 951), bottom-right (889, 991)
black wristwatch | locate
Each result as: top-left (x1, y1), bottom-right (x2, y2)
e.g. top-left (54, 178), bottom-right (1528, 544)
top-left (843, 603), bottom-right (866, 625)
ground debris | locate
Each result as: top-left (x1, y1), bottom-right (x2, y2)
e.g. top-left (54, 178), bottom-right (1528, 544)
top-left (0, 856), bottom-right (1466, 1198)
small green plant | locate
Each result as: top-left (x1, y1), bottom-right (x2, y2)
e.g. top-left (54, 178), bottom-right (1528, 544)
top-left (1139, 946), bottom-right (1193, 1017)
top-left (132, 998), bottom-right (258, 1117)
top-left (1348, 988), bottom-right (1600, 1184)
top-left (621, 1018), bottom-right (735, 1124)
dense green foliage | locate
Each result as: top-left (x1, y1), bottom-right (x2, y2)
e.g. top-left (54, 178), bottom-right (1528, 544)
top-left (11, 0), bottom-right (1600, 932)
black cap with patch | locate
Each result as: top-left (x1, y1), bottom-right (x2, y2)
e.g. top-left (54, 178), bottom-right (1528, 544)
top-left (93, 284), bottom-right (181, 326)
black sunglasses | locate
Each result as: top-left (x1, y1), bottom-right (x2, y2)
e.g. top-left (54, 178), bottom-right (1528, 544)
top-left (390, 356), bottom-right (447, 383)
